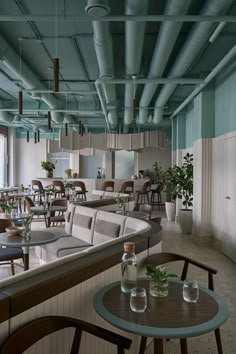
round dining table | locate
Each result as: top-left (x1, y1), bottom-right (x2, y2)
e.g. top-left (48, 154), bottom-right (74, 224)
top-left (94, 278), bottom-right (229, 354)
top-left (0, 230), bottom-right (60, 270)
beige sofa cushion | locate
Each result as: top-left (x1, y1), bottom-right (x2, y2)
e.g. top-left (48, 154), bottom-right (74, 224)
top-left (93, 210), bottom-right (127, 245)
top-left (72, 206), bottom-right (97, 243)
top-left (41, 236), bottom-right (92, 260)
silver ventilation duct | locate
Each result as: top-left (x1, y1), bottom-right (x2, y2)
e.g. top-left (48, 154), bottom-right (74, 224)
top-left (153, 0), bottom-right (235, 124)
top-left (138, 0), bottom-right (191, 125)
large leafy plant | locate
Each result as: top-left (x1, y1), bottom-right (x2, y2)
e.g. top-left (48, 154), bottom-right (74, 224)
top-left (175, 153), bottom-right (193, 209)
top-left (164, 166), bottom-right (179, 202)
top-left (150, 162), bottom-right (165, 191)
top-left (0, 199), bottom-right (17, 213)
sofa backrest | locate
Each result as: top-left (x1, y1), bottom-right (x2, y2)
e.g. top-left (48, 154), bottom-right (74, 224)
top-left (65, 203), bottom-right (76, 234)
top-left (92, 210), bottom-right (127, 245)
top-left (72, 205), bottom-right (97, 243)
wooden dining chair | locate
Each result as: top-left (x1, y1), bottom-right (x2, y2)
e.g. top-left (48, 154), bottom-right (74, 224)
top-left (144, 252), bottom-right (222, 354)
top-left (48, 198), bottom-right (67, 227)
top-left (135, 181), bottom-right (151, 204)
top-left (73, 181), bottom-right (88, 201)
top-left (0, 316), bottom-right (132, 354)
top-left (100, 181), bottom-right (115, 192)
top-left (0, 219), bottom-right (24, 275)
top-left (52, 180), bottom-right (66, 198)
top-left (24, 197), bottom-right (48, 227)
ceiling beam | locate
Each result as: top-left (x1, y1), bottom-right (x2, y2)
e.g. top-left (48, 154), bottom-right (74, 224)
top-left (0, 15), bottom-right (236, 23)
top-left (96, 78), bottom-right (204, 84)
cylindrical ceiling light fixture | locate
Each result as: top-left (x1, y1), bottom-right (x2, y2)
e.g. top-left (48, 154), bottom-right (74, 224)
top-left (34, 131), bottom-right (37, 144)
top-left (53, 57), bottom-right (59, 93)
top-left (38, 130), bottom-right (40, 142)
top-left (81, 123), bottom-right (84, 137)
top-left (18, 90), bottom-right (23, 115)
top-left (79, 121), bottom-right (82, 135)
top-left (65, 122), bottom-right (68, 136)
top-left (48, 111), bottom-right (52, 130)
top-left (26, 130), bottom-right (29, 143)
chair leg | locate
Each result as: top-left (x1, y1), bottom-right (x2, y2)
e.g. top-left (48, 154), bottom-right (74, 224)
top-left (180, 338), bottom-right (188, 354)
top-left (154, 338), bottom-right (163, 354)
top-left (215, 328), bottom-right (223, 354)
top-left (139, 336), bottom-right (147, 354)
top-left (10, 260), bottom-right (15, 275)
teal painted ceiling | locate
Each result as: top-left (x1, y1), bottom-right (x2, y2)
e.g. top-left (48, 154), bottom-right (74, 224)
top-left (0, 0), bottom-right (235, 137)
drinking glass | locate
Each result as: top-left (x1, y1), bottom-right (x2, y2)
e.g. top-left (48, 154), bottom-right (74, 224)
top-left (183, 280), bottom-right (199, 303)
top-left (130, 287), bottom-right (147, 313)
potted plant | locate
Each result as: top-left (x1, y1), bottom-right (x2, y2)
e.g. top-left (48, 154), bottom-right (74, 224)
top-left (65, 168), bottom-right (73, 179)
top-left (149, 162), bottom-right (165, 192)
top-left (0, 199), bottom-right (17, 215)
top-left (164, 166), bottom-right (178, 221)
top-left (146, 263), bottom-right (177, 297)
top-left (175, 153), bottom-right (194, 234)
top-left (116, 196), bottom-right (126, 214)
top-left (22, 215), bottom-right (33, 240)
top-left (41, 161), bottom-right (55, 178)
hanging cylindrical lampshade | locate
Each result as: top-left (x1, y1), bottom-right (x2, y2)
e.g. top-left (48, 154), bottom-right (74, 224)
top-left (48, 111), bottom-right (52, 130)
top-left (34, 131), bottom-right (37, 144)
top-left (79, 121), bottom-right (82, 135)
top-left (26, 130), bottom-right (29, 143)
top-left (53, 58), bottom-right (59, 93)
top-left (18, 90), bottom-right (23, 114)
top-left (38, 130), bottom-right (40, 142)
top-left (132, 98), bottom-right (136, 122)
top-left (81, 123), bottom-right (84, 137)
top-left (65, 122), bottom-right (68, 136)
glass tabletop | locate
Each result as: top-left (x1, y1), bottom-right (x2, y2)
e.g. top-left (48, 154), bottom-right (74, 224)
top-left (0, 230), bottom-right (60, 247)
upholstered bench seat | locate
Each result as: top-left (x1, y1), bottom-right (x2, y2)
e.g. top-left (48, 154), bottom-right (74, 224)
top-left (41, 236), bottom-right (92, 261)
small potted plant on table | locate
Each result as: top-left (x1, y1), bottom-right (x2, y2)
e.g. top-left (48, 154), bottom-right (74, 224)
top-left (146, 263), bottom-right (177, 297)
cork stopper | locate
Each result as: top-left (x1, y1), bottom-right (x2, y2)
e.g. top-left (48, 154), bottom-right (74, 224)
top-left (124, 242), bottom-right (135, 252)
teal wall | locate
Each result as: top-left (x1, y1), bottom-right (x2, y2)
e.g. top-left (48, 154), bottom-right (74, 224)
top-left (215, 69), bottom-right (236, 136)
top-left (186, 106), bottom-right (194, 148)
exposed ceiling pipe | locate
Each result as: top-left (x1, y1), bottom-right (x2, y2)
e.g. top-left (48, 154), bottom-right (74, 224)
top-left (124, 0), bottom-right (148, 128)
top-left (0, 111), bottom-right (13, 123)
top-left (138, 0), bottom-right (191, 125)
top-left (0, 34), bottom-right (67, 124)
top-left (153, 0), bottom-right (235, 124)
top-left (170, 43), bottom-right (236, 119)
top-left (87, 0), bottom-right (118, 129)
top-left (95, 77), bottom-right (204, 84)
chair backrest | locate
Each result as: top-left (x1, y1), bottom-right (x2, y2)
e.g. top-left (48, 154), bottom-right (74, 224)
top-left (0, 219), bottom-right (15, 233)
top-left (120, 181), bottom-right (134, 193)
top-left (141, 181), bottom-right (151, 193)
top-left (0, 316), bottom-right (132, 354)
top-left (31, 180), bottom-right (44, 193)
top-left (73, 181), bottom-right (86, 192)
top-left (51, 198), bottom-right (67, 207)
top-left (146, 252), bottom-right (218, 290)
top-left (24, 196), bottom-right (35, 212)
top-left (101, 181), bottom-right (114, 192)
top-left (52, 180), bottom-right (65, 193)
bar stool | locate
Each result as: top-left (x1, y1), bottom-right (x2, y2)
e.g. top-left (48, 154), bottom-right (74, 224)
top-left (135, 181), bottom-right (151, 204)
top-left (100, 181), bottom-right (114, 192)
top-left (52, 180), bottom-right (66, 198)
top-left (119, 181), bottom-right (134, 196)
top-left (73, 181), bottom-right (88, 201)
top-left (150, 185), bottom-right (164, 210)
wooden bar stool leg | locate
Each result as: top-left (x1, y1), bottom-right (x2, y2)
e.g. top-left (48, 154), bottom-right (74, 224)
top-left (215, 328), bottom-right (223, 354)
top-left (154, 338), bottom-right (163, 354)
top-left (180, 338), bottom-right (188, 354)
top-left (138, 336), bottom-right (147, 354)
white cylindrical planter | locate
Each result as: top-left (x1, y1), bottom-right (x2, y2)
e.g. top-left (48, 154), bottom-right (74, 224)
top-left (165, 202), bottom-right (176, 221)
top-left (178, 209), bottom-right (193, 234)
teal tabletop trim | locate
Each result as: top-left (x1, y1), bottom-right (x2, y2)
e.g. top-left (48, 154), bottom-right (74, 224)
top-left (94, 279), bottom-right (229, 339)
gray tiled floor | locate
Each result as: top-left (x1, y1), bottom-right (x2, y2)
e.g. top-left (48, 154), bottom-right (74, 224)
top-left (1, 212), bottom-right (236, 353)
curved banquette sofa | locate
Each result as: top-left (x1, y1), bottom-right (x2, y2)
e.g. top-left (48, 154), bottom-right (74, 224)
top-left (0, 200), bottom-right (162, 354)
top-left (35, 202), bottom-right (151, 263)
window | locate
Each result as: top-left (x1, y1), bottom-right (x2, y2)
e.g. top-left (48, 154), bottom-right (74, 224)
top-left (0, 127), bottom-right (7, 187)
